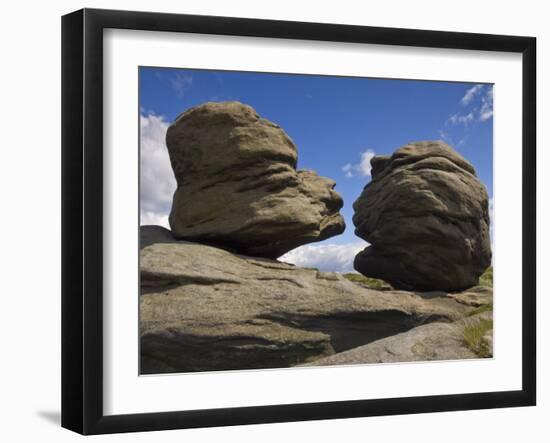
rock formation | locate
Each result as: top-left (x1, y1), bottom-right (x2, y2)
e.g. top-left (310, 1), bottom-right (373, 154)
top-left (140, 226), bottom-right (491, 374)
top-left (165, 101), bottom-right (345, 258)
top-left (353, 141), bottom-right (492, 292)
top-left (303, 311), bottom-right (493, 366)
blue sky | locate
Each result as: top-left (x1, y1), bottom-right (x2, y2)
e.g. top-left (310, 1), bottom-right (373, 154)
top-left (139, 67), bottom-right (493, 271)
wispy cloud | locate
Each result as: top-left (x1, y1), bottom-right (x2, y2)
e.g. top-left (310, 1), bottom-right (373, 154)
top-left (439, 84), bottom-right (493, 145)
top-left (279, 242), bottom-right (368, 273)
top-left (458, 84), bottom-right (493, 123)
top-left (342, 163), bottom-right (354, 178)
top-left (438, 130), bottom-right (454, 145)
top-left (439, 130), bottom-right (468, 147)
top-left (169, 73), bottom-right (193, 98)
top-left (342, 149), bottom-right (376, 178)
top-left (460, 84), bottom-right (484, 106)
top-left (479, 86), bottom-right (494, 122)
top-left (448, 111), bottom-right (474, 126)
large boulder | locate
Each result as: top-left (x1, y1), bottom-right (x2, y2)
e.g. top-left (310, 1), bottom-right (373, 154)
top-left (165, 101), bottom-right (345, 258)
top-left (140, 226), bottom-right (485, 374)
top-left (353, 141), bottom-right (492, 291)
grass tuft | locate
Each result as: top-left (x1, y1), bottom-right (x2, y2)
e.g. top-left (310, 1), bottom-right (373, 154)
top-left (478, 266), bottom-right (493, 287)
top-left (466, 302), bottom-right (493, 317)
top-left (342, 273), bottom-right (392, 290)
top-left (463, 318), bottom-right (493, 357)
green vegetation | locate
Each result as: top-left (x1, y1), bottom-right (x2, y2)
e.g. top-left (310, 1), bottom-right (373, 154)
top-left (343, 273), bottom-right (392, 290)
top-left (478, 266), bottom-right (493, 287)
top-left (463, 318), bottom-right (493, 357)
top-left (466, 302), bottom-right (493, 317)
top-left (344, 266), bottom-right (493, 290)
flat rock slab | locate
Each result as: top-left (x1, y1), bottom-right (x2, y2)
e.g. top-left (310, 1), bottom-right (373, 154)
top-left (302, 320), bottom-right (479, 366)
top-left (303, 312), bottom-right (492, 366)
top-left (448, 286), bottom-right (493, 307)
top-left (140, 226), bottom-right (486, 374)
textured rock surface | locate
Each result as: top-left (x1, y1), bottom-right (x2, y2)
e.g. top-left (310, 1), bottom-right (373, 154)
top-left (165, 101), bottom-right (345, 258)
top-left (353, 141), bottom-right (492, 291)
top-left (140, 224), bottom-right (177, 249)
top-left (140, 226), bottom-right (486, 374)
top-left (303, 313), bottom-right (493, 367)
top-left (448, 285), bottom-right (493, 307)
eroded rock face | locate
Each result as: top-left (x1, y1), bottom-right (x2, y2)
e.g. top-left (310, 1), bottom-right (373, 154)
top-left (140, 226), bottom-right (483, 374)
top-left (303, 312), bottom-right (493, 367)
top-left (165, 101), bottom-right (345, 258)
top-left (353, 141), bottom-right (492, 292)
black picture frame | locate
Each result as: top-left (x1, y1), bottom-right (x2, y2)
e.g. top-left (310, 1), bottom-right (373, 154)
top-left (61, 8), bottom-right (537, 435)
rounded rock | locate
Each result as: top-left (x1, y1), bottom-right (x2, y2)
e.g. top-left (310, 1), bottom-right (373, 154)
top-left (352, 141), bottom-right (492, 291)
top-left (166, 102), bottom-right (345, 258)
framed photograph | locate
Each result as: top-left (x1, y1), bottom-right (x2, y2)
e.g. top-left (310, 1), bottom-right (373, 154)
top-left (62, 8), bottom-right (536, 435)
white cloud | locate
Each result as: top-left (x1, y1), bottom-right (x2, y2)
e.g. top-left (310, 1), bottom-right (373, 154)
top-left (140, 211), bottom-right (170, 229)
top-left (279, 242), bottom-right (368, 273)
top-left (169, 73), bottom-right (193, 98)
top-left (140, 113), bottom-right (176, 227)
top-left (460, 84), bottom-right (484, 106)
top-left (439, 83), bottom-right (493, 149)
top-left (342, 163), bottom-right (353, 178)
top-left (479, 86), bottom-right (494, 122)
top-left (358, 150), bottom-right (375, 176)
top-left (342, 149), bottom-right (376, 178)
top-left (458, 84), bottom-right (493, 122)
top-left (448, 111), bottom-right (474, 126)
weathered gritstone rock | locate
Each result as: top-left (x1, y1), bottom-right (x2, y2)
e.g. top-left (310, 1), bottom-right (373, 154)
top-left (448, 285), bottom-right (493, 307)
top-left (353, 141), bottom-right (492, 292)
top-left (165, 101), bottom-right (345, 259)
top-left (303, 312), bottom-right (493, 366)
top-left (140, 226), bottom-right (485, 374)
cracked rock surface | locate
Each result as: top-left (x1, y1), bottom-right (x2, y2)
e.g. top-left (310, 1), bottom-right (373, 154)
top-left (140, 226), bottom-right (488, 374)
top-left (302, 312), bottom-right (493, 366)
